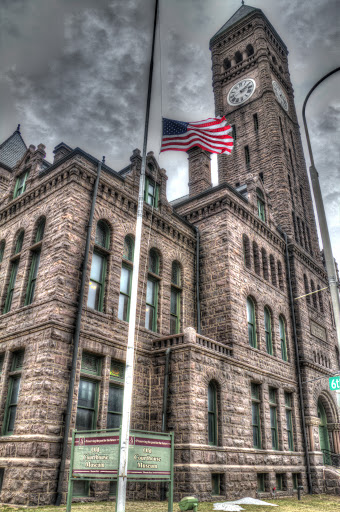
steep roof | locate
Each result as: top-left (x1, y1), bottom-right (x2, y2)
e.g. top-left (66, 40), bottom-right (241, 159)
top-left (210, 3), bottom-right (287, 52)
top-left (212, 4), bottom-right (260, 42)
top-left (0, 126), bottom-right (27, 169)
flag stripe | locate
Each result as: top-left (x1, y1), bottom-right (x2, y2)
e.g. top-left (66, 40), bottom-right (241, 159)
top-left (161, 116), bottom-right (234, 155)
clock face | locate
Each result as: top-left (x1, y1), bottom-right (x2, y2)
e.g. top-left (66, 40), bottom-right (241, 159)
top-left (227, 78), bottom-right (256, 106)
top-left (272, 80), bottom-right (289, 111)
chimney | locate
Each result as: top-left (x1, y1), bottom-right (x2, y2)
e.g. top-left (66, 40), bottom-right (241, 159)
top-left (188, 147), bottom-right (212, 197)
top-left (53, 142), bottom-right (73, 163)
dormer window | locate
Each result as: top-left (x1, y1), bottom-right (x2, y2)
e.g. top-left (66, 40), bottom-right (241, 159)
top-left (13, 170), bottom-right (29, 199)
top-left (256, 188), bottom-right (265, 222)
top-left (144, 177), bottom-right (159, 208)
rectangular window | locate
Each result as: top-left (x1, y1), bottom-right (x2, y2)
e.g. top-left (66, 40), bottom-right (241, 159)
top-left (251, 383), bottom-right (261, 449)
top-left (2, 350), bottom-right (24, 435)
top-left (292, 473), bottom-right (298, 490)
top-left (276, 473), bottom-right (284, 491)
top-left (253, 114), bottom-right (259, 132)
top-left (87, 251), bottom-right (107, 311)
top-left (76, 352), bottom-right (101, 431)
top-left (107, 385), bottom-right (124, 429)
top-left (72, 480), bottom-right (89, 497)
top-left (232, 124), bottom-right (237, 140)
top-left (212, 474), bottom-right (221, 495)
top-left (13, 170), bottom-right (29, 199)
top-left (285, 392), bottom-right (294, 451)
top-left (107, 360), bottom-right (125, 429)
top-left (269, 388), bottom-right (279, 450)
top-left (118, 264), bottom-right (132, 321)
top-left (24, 251), bottom-right (41, 305)
top-left (279, 117), bottom-right (285, 148)
top-left (0, 354), bottom-right (4, 374)
top-left (3, 260), bottom-right (19, 314)
top-left (257, 473), bottom-right (265, 492)
top-left (109, 480), bottom-right (117, 495)
top-left (145, 278), bottom-right (158, 332)
top-left (144, 177), bottom-right (159, 208)
top-left (0, 468), bottom-right (4, 493)
top-left (245, 145), bottom-right (250, 165)
top-left (170, 287), bottom-right (181, 334)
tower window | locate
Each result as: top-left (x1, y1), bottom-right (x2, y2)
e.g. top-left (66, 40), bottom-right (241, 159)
top-left (235, 51), bottom-right (243, 63)
top-left (253, 113), bottom-right (259, 132)
top-left (279, 315), bottom-right (288, 361)
top-left (223, 58), bottom-right (231, 70)
top-left (245, 145), bottom-right (250, 165)
top-left (279, 118), bottom-right (286, 148)
top-left (246, 44), bottom-right (254, 57)
top-left (231, 124), bottom-right (237, 140)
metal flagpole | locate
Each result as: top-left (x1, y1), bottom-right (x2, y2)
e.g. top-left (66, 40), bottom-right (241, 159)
top-left (116, 1), bottom-right (159, 511)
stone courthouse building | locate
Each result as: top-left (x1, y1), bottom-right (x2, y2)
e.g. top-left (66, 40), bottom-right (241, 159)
top-left (0, 3), bottom-right (339, 506)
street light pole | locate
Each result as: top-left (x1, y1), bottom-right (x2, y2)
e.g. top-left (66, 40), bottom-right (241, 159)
top-left (302, 67), bottom-right (340, 348)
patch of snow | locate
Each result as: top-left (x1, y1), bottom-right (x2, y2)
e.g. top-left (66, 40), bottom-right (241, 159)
top-left (213, 505), bottom-right (244, 511)
top-left (222, 497), bottom-right (278, 506)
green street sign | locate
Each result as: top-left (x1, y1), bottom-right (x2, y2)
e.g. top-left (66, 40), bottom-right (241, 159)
top-left (329, 376), bottom-right (340, 391)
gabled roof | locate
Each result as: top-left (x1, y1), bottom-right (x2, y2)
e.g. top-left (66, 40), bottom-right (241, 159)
top-left (0, 126), bottom-right (27, 169)
top-left (210, 3), bottom-right (287, 52)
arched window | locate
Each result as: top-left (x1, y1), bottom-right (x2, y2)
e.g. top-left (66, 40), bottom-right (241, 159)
top-left (270, 255), bottom-right (277, 286)
top-left (246, 44), bottom-right (254, 56)
top-left (261, 248), bottom-right (269, 280)
top-left (223, 58), bottom-right (231, 70)
top-left (247, 297), bottom-right (257, 348)
top-left (253, 242), bottom-right (260, 275)
top-left (310, 280), bottom-right (317, 309)
top-left (329, 301), bottom-right (335, 328)
top-left (170, 261), bottom-right (181, 334)
top-left (279, 316), bottom-right (288, 361)
top-left (145, 249), bottom-right (159, 332)
top-left (257, 188), bottom-right (265, 222)
top-left (242, 234), bottom-right (251, 269)
top-left (24, 217), bottom-right (46, 305)
top-left (118, 235), bottom-right (135, 322)
top-left (277, 261), bottom-right (284, 291)
top-left (235, 51), bottom-right (243, 63)
top-left (0, 240), bottom-right (5, 263)
top-left (3, 230), bottom-right (25, 314)
top-left (208, 381), bottom-right (217, 445)
top-left (317, 286), bottom-right (324, 313)
top-left (264, 307), bottom-right (273, 355)
top-left (303, 274), bottom-right (310, 305)
top-left (87, 220), bottom-right (110, 312)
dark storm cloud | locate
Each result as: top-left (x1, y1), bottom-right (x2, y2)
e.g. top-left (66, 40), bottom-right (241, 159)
top-left (283, 0), bottom-right (339, 52)
top-left (4, 0), bottom-right (155, 167)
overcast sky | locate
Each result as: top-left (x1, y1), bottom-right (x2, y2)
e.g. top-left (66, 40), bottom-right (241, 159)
top-left (1, 0), bottom-right (339, 263)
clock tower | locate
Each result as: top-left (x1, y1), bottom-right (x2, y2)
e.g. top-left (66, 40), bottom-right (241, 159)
top-left (209, 4), bottom-right (320, 258)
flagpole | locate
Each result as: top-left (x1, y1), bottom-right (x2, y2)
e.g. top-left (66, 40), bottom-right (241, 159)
top-left (116, 1), bottom-right (159, 511)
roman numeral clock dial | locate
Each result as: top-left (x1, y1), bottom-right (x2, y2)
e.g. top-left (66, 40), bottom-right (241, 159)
top-left (227, 78), bottom-right (256, 106)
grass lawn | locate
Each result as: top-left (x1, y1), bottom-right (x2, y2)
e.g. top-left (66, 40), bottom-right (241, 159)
top-left (0, 495), bottom-right (339, 512)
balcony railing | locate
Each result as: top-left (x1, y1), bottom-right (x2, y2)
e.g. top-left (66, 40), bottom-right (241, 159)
top-left (153, 328), bottom-right (233, 357)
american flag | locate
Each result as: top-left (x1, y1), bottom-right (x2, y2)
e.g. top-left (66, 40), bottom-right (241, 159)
top-left (160, 116), bottom-right (233, 154)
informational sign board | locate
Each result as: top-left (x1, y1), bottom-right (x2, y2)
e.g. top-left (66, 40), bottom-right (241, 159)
top-left (329, 376), bottom-right (340, 391)
top-left (73, 431), bottom-right (120, 479)
top-left (127, 432), bottom-right (171, 479)
top-left (66, 429), bottom-right (174, 512)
